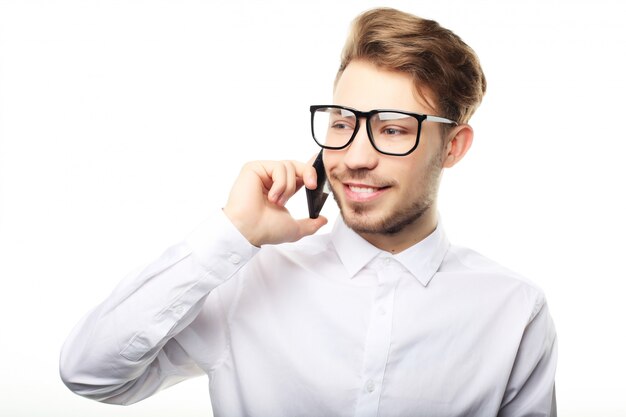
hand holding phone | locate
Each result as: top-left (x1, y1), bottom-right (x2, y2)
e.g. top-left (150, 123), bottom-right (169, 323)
top-left (306, 150), bottom-right (330, 219)
top-left (224, 158), bottom-right (328, 246)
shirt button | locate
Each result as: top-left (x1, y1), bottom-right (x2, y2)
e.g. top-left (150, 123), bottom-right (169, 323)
top-left (383, 258), bottom-right (391, 266)
top-left (366, 379), bottom-right (375, 393)
top-left (378, 307), bottom-right (386, 316)
top-left (173, 305), bottom-right (184, 316)
top-left (229, 254), bottom-right (242, 265)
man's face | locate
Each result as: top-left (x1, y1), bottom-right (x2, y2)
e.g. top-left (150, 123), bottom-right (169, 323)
top-left (324, 60), bottom-right (446, 241)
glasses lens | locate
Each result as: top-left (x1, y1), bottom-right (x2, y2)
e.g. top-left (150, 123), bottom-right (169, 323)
top-left (312, 107), bottom-right (356, 149)
top-left (369, 112), bottom-right (420, 155)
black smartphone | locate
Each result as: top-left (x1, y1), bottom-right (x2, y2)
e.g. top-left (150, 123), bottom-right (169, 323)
top-left (306, 150), bottom-right (329, 219)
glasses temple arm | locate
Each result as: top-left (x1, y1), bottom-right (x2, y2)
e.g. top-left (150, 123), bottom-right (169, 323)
top-left (425, 115), bottom-right (457, 125)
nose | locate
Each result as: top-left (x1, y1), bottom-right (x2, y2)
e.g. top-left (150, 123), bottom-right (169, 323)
top-left (342, 120), bottom-right (379, 170)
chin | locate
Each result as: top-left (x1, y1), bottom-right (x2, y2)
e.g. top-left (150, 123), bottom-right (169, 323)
top-left (344, 213), bottom-right (422, 236)
top-left (336, 195), bottom-right (432, 236)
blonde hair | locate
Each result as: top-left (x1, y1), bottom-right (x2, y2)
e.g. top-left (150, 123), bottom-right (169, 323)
top-left (337, 8), bottom-right (486, 124)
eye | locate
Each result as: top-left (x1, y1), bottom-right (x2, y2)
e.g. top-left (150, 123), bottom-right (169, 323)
top-left (329, 114), bottom-right (356, 131)
top-left (373, 112), bottom-right (417, 138)
top-left (381, 127), bottom-right (405, 136)
top-left (331, 121), bottom-right (352, 130)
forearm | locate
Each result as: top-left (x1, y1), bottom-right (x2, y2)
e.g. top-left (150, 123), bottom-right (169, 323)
top-left (59, 212), bottom-right (258, 403)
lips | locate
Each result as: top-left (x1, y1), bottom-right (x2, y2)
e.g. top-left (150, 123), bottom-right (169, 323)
top-left (343, 182), bottom-right (390, 203)
top-left (348, 185), bottom-right (379, 194)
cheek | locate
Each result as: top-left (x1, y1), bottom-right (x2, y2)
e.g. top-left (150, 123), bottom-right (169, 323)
top-left (322, 152), bottom-right (341, 174)
top-left (393, 156), bottom-right (422, 178)
top-left (394, 166), bottom-right (418, 189)
top-left (418, 126), bottom-right (445, 152)
top-left (391, 157), bottom-right (435, 191)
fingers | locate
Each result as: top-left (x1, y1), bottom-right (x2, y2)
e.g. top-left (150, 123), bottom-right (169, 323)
top-left (225, 158), bottom-right (328, 246)
top-left (303, 153), bottom-right (320, 190)
top-left (267, 160), bottom-right (318, 206)
top-left (295, 216), bottom-right (328, 240)
top-left (267, 163), bottom-right (287, 204)
top-left (281, 162), bottom-right (297, 206)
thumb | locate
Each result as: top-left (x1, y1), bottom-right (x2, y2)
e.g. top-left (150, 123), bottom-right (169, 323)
top-left (295, 216), bottom-right (328, 239)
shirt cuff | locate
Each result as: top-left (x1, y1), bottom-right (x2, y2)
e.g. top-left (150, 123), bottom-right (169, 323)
top-left (185, 209), bottom-right (260, 278)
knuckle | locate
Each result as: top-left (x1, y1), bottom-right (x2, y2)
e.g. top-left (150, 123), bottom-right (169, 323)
top-left (242, 160), bottom-right (263, 173)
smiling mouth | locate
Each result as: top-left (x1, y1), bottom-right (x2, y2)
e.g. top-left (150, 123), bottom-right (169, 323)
top-left (348, 185), bottom-right (384, 194)
top-left (343, 183), bottom-right (390, 202)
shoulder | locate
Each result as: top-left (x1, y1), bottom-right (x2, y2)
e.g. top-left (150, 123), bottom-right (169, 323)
top-left (440, 244), bottom-right (547, 320)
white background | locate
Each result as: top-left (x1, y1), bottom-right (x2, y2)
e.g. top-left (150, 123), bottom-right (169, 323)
top-left (1, 0), bottom-right (625, 415)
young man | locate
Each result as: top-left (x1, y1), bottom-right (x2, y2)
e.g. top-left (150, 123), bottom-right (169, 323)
top-left (61, 8), bottom-right (557, 417)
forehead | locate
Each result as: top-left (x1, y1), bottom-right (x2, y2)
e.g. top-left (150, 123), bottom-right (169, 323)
top-left (333, 60), bottom-right (436, 114)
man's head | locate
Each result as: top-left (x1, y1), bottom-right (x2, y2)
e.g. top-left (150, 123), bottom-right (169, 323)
top-left (322, 8), bottom-right (485, 252)
top-left (336, 7), bottom-right (486, 125)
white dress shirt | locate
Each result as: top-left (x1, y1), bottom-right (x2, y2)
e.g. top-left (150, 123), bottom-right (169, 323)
top-left (60, 211), bottom-right (557, 417)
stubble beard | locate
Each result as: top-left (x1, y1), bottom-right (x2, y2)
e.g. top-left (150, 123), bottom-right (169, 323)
top-left (329, 151), bottom-right (442, 236)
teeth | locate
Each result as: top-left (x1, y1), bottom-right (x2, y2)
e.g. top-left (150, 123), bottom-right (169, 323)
top-left (349, 185), bottom-right (378, 194)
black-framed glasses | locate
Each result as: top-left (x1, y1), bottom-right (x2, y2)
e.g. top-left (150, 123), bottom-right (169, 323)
top-left (310, 105), bottom-right (457, 156)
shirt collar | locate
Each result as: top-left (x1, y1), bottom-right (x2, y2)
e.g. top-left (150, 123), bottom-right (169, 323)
top-left (330, 216), bottom-right (450, 287)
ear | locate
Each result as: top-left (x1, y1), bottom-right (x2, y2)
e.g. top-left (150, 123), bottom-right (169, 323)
top-left (442, 124), bottom-right (473, 168)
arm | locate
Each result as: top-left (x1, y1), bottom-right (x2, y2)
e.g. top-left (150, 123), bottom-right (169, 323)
top-left (59, 213), bottom-right (258, 404)
top-left (499, 298), bottom-right (558, 417)
top-left (59, 159), bottom-right (327, 404)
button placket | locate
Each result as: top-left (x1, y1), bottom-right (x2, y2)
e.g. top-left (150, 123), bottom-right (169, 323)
top-left (354, 263), bottom-right (399, 417)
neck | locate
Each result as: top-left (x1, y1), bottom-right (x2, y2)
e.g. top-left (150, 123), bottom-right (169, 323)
top-left (359, 206), bottom-right (438, 254)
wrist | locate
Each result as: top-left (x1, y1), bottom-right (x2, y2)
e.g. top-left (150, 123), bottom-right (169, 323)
top-left (222, 207), bottom-right (262, 247)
